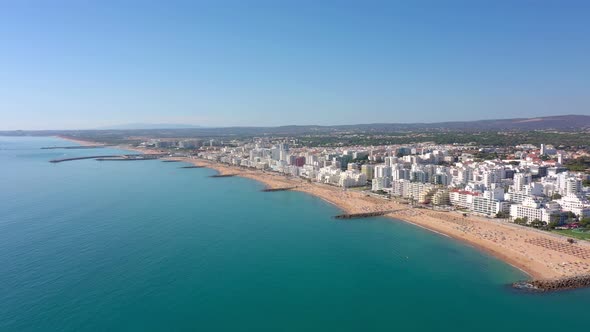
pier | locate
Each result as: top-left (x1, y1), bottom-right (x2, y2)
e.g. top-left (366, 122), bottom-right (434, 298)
top-left (262, 187), bottom-right (297, 192)
top-left (513, 274), bottom-right (590, 292)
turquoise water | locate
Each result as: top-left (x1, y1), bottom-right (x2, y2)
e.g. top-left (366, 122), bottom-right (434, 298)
top-left (1, 136), bottom-right (589, 332)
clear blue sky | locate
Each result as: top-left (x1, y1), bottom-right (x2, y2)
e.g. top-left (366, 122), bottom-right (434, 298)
top-left (1, 0), bottom-right (589, 130)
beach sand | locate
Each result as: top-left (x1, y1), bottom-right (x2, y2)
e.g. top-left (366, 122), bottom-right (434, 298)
top-left (55, 135), bottom-right (105, 146)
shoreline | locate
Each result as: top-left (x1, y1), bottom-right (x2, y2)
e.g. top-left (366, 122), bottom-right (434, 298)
top-left (173, 156), bottom-right (590, 281)
top-left (54, 135), bottom-right (105, 147)
top-left (401, 218), bottom-right (534, 278)
top-left (58, 139), bottom-right (590, 283)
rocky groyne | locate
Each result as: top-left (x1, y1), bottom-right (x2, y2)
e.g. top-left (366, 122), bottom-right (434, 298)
top-left (334, 210), bottom-right (402, 219)
top-left (513, 274), bottom-right (590, 292)
top-left (262, 187), bottom-right (297, 192)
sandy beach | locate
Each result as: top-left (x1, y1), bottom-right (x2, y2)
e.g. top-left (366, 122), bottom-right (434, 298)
top-left (55, 135), bottom-right (106, 146)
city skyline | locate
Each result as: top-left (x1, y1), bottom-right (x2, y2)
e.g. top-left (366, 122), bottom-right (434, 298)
top-left (1, 1), bottom-right (589, 130)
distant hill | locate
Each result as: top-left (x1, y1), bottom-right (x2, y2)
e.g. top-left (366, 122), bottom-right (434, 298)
top-left (329, 114), bottom-right (590, 132)
top-left (209, 114), bottom-right (590, 134)
top-left (2, 115), bottom-right (589, 137)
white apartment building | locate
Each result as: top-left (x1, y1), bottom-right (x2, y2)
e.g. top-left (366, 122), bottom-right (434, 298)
top-left (513, 172), bottom-right (532, 191)
top-left (565, 178), bottom-right (582, 195)
top-left (432, 189), bottom-right (451, 206)
top-left (372, 177), bottom-right (391, 191)
top-left (556, 194), bottom-right (590, 218)
top-left (555, 172), bottom-right (582, 196)
top-left (407, 182), bottom-right (435, 201)
top-left (339, 170), bottom-right (368, 188)
top-left (374, 165), bottom-right (392, 178)
top-left (450, 190), bottom-right (478, 210)
top-left (316, 166), bottom-right (341, 185)
top-left (509, 198), bottom-right (560, 223)
top-left (418, 186), bottom-right (437, 204)
top-left (391, 179), bottom-right (409, 197)
top-left (472, 196), bottom-right (509, 216)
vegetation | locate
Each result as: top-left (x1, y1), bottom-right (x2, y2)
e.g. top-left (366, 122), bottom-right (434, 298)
top-left (552, 229), bottom-right (590, 241)
top-left (513, 217), bottom-right (528, 225)
top-left (297, 130), bottom-right (590, 148)
top-left (3, 126), bottom-right (589, 150)
top-left (513, 214), bottom-right (590, 240)
top-left (495, 211), bottom-right (509, 219)
top-left (530, 219), bottom-right (547, 228)
top-left (351, 155), bottom-right (369, 163)
top-left (564, 157), bottom-right (590, 173)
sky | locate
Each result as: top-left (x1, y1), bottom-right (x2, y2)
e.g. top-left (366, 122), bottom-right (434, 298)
top-left (1, 0), bottom-right (589, 130)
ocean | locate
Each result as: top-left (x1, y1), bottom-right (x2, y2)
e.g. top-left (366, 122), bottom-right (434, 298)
top-left (1, 136), bottom-right (589, 331)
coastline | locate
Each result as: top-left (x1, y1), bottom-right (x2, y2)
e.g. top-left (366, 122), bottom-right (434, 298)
top-left (59, 139), bottom-right (590, 282)
top-left (172, 156), bottom-right (590, 281)
top-left (55, 135), bottom-right (105, 146)
top-left (401, 217), bottom-right (535, 278)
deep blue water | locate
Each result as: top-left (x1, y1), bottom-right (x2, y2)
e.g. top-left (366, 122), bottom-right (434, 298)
top-left (1, 136), bottom-right (589, 331)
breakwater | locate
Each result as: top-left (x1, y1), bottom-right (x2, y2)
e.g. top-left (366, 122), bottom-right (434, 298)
top-left (180, 165), bottom-right (205, 169)
top-left (513, 275), bottom-right (590, 292)
top-left (96, 156), bottom-right (159, 161)
top-left (50, 155), bottom-right (121, 163)
top-left (262, 187), bottom-right (297, 192)
top-left (41, 146), bottom-right (104, 150)
top-left (334, 210), bottom-right (402, 219)
top-left (210, 174), bottom-right (237, 178)
top-left (162, 160), bottom-right (181, 163)
top-left (50, 154), bottom-right (159, 163)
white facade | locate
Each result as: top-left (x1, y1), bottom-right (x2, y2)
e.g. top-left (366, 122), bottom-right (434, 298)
top-left (509, 198), bottom-right (559, 223)
top-left (372, 177), bottom-right (391, 191)
top-left (472, 196), bottom-right (508, 216)
top-left (450, 190), bottom-right (478, 209)
top-left (339, 170), bottom-right (368, 188)
top-left (556, 194), bottom-right (590, 218)
top-left (374, 165), bottom-right (392, 178)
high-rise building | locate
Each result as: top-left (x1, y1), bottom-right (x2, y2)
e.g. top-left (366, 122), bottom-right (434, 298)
top-left (432, 189), bottom-right (451, 206)
top-left (514, 173), bottom-right (531, 191)
top-left (565, 178), bottom-right (582, 195)
top-left (361, 164), bottom-right (375, 180)
top-left (374, 165), bottom-right (392, 178)
top-left (384, 156), bottom-right (397, 167)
